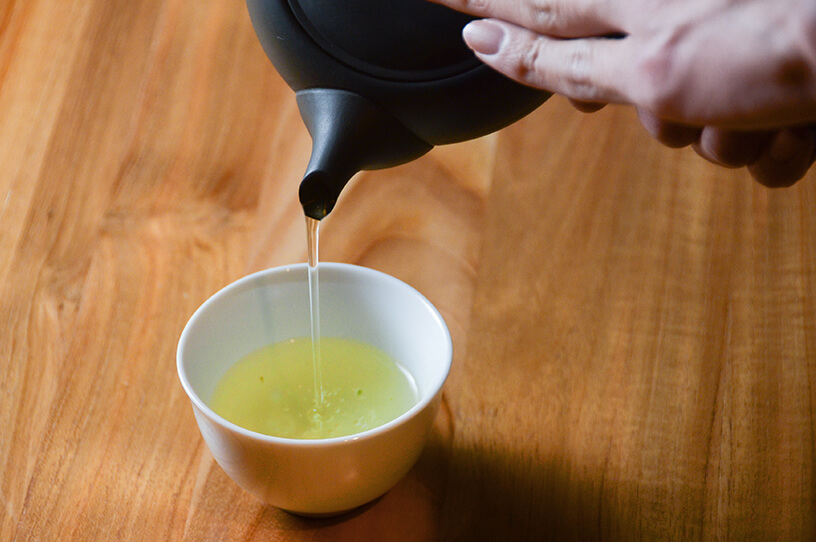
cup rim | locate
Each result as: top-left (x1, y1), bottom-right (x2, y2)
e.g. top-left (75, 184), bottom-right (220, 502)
top-left (177, 262), bottom-right (452, 447)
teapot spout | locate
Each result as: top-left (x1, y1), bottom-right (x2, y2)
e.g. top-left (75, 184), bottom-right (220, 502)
top-left (296, 89), bottom-right (433, 219)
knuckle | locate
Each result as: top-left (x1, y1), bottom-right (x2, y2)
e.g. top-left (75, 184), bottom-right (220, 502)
top-left (558, 40), bottom-right (605, 102)
top-left (516, 38), bottom-right (606, 103)
top-left (529, 0), bottom-right (559, 30)
top-left (517, 40), bottom-right (544, 80)
top-left (462, 0), bottom-right (490, 11)
top-left (527, 0), bottom-right (602, 34)
top-left (439, 0), bottom-right (489, 13)
top-left (565, 41), bottom-right (596, 96)
top-left (632, 32), bottom-right (685, 118)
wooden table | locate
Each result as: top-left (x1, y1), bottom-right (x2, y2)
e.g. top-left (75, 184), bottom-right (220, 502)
top-left (3, 1), bottom-right (815, 540)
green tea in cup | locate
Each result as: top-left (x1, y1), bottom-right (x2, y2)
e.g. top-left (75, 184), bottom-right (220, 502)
top-left (209, 336), bottom-right (418, 439)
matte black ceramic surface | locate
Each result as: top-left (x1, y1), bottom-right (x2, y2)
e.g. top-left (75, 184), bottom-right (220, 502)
top-left (246, 0), bottom-right (550, 218)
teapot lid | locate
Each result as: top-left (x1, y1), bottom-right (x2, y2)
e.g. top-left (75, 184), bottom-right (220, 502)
top-left (289, 0), bottom-right (480, 82)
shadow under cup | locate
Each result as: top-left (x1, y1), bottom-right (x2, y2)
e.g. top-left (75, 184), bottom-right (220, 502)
top-left (176, 263), bottom-right (452, 516)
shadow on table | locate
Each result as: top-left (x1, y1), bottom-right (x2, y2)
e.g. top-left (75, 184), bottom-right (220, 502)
top-left (253, 403), bottom-right (641, 541)
top-left (256, 439), bottom-right (639, 542)
top-left (437, 440), bottom-right (641, 541)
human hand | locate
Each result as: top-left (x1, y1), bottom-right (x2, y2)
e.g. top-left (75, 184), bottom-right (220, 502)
top-left (430, 0), bottom-right (816, 187)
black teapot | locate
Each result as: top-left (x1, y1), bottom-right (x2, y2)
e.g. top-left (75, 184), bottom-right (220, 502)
top-left (246, 0), bottom-right (550, 218)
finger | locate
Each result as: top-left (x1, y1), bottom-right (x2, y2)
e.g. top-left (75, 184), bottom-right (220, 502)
top-left (569, 99), bottom-right (607, 113)
top-left (462, 19), bottom-right (631, 103)
top-left (747, 127), bottom-right (816, 188)
top-left (636, 108), bottom-right (701, 148)
top-left (429, 0), bottom-right (621, 38)
top-left (692, 127), bottom-right (772, 168)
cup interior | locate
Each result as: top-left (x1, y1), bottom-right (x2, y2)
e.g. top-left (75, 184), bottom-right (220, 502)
top-left (177, 263), bottom-right (452, 439)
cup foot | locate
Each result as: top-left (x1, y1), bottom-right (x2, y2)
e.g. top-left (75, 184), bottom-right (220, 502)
top-left (278, 494), bottom-right (384, 518)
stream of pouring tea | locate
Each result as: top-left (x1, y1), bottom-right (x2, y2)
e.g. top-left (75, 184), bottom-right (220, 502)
top-left (208, 215), bottom-right (422, 439)
top-left (306, 216), bottom-right (324, 410)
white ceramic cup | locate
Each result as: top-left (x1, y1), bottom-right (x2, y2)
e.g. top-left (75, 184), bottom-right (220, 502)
top-left (177, 263), bottom-right (452, 516)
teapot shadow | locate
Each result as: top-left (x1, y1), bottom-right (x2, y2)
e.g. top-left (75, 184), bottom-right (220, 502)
top-left (438, 443), bottom-right (635, 541)
top-left (264, 395), bottom-right (640, 540)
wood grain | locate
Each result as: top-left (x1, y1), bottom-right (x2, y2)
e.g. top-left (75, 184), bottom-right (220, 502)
top-left (2, 0), bottom-right (814, 540)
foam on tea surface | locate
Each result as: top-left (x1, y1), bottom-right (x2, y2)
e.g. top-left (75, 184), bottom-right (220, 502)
top-left (209, 337), bottom-right (418, 439)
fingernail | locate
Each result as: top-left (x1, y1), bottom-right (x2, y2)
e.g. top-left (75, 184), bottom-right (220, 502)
top-left (463, 20), bottom-right (505, 55)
